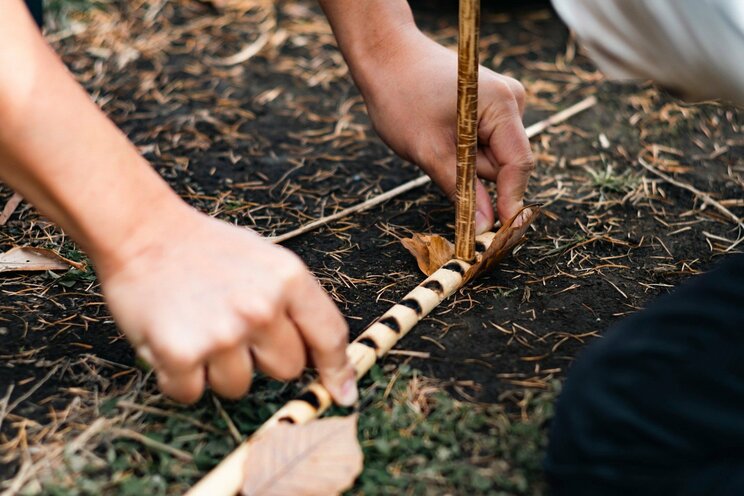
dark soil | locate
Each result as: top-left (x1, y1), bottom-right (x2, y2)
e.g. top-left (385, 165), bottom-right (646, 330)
top-left (1, 0), bottom-right (741, 490)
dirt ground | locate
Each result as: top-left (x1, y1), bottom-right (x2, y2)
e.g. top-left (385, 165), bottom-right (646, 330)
top-left (1, 0), bottom-right (742, 494)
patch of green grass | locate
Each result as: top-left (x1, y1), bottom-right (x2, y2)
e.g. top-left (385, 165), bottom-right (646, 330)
top-left (354, 366), bottom-right (554, 495)
top-left (587, 164), bottom-right (639, 196)
top-left (45, 0), bottom-right (102, 30)
top-left (38, 366), bottom-right (555, 495)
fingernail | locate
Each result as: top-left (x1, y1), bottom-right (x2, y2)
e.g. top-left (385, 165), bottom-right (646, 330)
top-left (338, 376), bottom-right (359, 407)
top-left (475, 211), bottom-right (492, 234)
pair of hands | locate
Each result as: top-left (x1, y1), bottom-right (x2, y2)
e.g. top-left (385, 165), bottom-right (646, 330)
top-left (102, 28), bottom-right (532, 404)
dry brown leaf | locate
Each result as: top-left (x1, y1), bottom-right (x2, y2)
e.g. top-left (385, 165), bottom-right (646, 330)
top-left (401, 206), bottom-right (540, 282)
top-left (0, 192), bottom-right (23, 226)
top-left (401, 234), bottom-right (454, 276)
top-left (242, 414), bottom-right (363, 496)
top-left (0, 247), bottom-right (86, 274)
top-left (468, 206), bottom-right (540, 283)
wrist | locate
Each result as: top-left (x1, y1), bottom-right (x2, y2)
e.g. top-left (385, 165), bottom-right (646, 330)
top-left (319, 1), bottom-right (421, 95)
top-left (89, 180), bottom-right (197, 281)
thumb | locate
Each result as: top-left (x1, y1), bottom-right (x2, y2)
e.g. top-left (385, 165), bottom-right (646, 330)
top-left (475, 179), bottom-right (495, 234)
top-left (416, 150), bottom-right (494, 233)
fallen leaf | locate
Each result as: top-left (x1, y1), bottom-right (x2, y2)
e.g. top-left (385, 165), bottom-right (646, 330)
top-left (401, 233), bottom-right (454, 276)
top-left (0, 192), bottom-right (23, 226)
top-left (0, 247), bottom-right (86, 274)
top-left (242, 414), bottom-right (362, 496)
top-left (467, 206), bottom-right (540, 283)
top-left (401, 206), bottom-right (540, 282)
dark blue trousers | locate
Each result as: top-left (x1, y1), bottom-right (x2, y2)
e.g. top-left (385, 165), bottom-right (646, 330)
top-left (545, 253), bottom-right (744, 495)
top-left (25, 0), bottom-right (43, 28)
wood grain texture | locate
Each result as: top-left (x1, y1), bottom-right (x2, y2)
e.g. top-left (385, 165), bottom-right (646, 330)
top-left (455, 0), bottom-right (480, 262)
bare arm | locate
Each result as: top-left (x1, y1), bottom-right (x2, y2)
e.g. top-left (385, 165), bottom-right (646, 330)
top-left (0, 0), bottom-right (182, 274)
top-left (0, 0), bottom-right (357, 406)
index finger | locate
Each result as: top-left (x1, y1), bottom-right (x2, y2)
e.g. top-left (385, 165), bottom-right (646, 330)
top-left (287, 273), bottom-right (358, 407)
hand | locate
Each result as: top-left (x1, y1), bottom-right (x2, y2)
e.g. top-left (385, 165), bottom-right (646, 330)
top-left (96, 206), bottom-right (358, 405)
top-left (354, 29), bottom-right (534, 230)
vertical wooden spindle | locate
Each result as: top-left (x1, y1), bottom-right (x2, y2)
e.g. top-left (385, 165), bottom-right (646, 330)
top-left (455, 0), bottom-right (480, 262)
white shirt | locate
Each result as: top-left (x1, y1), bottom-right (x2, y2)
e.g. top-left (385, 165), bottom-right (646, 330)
top-left (552, 0), bottom-right (744, 105)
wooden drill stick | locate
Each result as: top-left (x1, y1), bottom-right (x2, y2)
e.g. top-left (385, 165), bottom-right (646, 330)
top-left (455, 0), bottom-right (481, 262)
top-left (186, 206), bottom-right (538, 496)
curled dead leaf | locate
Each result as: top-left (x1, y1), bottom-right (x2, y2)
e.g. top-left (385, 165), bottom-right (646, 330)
top-left (242, 414), bottom-right (363, 496)
top-left (0, 247), bottom-right (86, 274)
top-left (401, 234), bottom-right (454, 276)
top-left (401, 206), bottom-right (540, 282)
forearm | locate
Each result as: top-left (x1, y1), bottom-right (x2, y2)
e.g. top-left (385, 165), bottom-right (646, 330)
top-left (0, 1), bottom-right (189, 274)
top-left (317, 0), bottom-right (419, 93)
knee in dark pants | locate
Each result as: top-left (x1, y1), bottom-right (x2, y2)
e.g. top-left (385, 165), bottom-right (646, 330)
top-left (546, 255), bottom-right (744, 495)
top-left (544, 332), bottom-right (629, 495)
top-left (544, 318), bottom-right (698, 495)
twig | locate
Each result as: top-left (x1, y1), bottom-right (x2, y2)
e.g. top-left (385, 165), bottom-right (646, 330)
top-left (637, 156), bottom-right (744, 251)
top-left (212, 395), bottom-right (243, 444)
top-left (269, 96), bottom-right (597, 244)
top-left (0, 385), bottom-right (14, 433)
top-left (111, 427), bottom-right (194, 462)
top-left (455, 0), bottom-right (481, 261)
top-left (523, 95), bottom-right (597, 137)
top-left (117, 400), bottom-right (223, 434)
top-left (0, 364), bottom-right (60, 431)
top-left (268, 176), bottom-right (431, 243)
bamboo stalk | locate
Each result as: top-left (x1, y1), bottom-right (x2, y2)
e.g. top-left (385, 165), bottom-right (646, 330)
top-left (186, 207), bottom-right (538, 496)
top-left (454, 0), bottom-right (480, 262)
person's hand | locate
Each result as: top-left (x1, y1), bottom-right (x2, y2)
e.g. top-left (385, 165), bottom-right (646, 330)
top-left (96, 206), bottom-right (358, 405)
top-left (353, 29), bottom-right (534, 231)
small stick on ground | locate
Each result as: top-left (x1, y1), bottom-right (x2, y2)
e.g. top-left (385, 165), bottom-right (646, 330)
top-left (454, 0), bottom-right (480, 262)
top-left (267, 176), bottom-right (430, 243)
top-left (111, 427), bottom-right (194, 462)
top-left (269, 96), bottom-right (597, 245)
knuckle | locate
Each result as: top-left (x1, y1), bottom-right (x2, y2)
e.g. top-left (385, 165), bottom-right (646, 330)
top-left (321, 323), bottom-right (349, 354)
top-left (210, 321), bottom-right (243, 350)
top-left (157, 372), bottom-right (203, 404)
top-left (507, 78), bottom-right (526, 108)
top-left (155, 338), bottom-right (201, 371)
top-left (243, 301), bottom-right (276, 329)
top-left (272, 359), bottom-right (305, 381)
top-left (521, 149), bottom-right (536, 171)
top-left (280, 251), bottom-right (306, 278)
top-left (490, 79), bottom-right (514, 100)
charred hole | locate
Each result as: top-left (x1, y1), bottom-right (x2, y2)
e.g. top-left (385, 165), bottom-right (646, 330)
top-left (296, 390), bottom-right (321, 409)
top-left (399, 298), bottom-right (423, 315)
top-left (442, 261), bottom-right (465, 275)
top-left (423, 280), bottom-right (444, 295)
top-left (378, 316), bottom-right (401, 333)
top-left (357, 337), bottom-right (379, 350)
